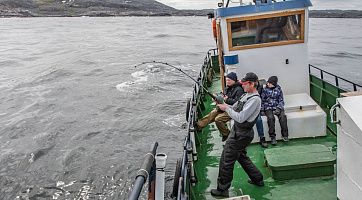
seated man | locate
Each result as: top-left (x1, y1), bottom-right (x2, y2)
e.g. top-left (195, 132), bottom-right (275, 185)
top-left (261, 76), bottom-right (289, 145)
top-left (196, 72), bottom-right (244, 141)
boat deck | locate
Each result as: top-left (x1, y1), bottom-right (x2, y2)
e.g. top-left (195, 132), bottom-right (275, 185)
top-left (192, 77), bottom-right (337, 200)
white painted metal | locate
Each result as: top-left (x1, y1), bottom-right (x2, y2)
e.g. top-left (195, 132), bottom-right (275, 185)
top-left (224, 195), bottom-right (251, 200)
top-left (155, 153), bottom-right (167, 200)
top-left (337, 95), bottom-right (362, 200)
top-left (190, 131), bottom-right (197, 161)
top-left (219, 8), bottom-right (310, 95)
top-left (225, 63), bottom-right (239, 74)
top-left (251, 93), bottom-right (326, 143)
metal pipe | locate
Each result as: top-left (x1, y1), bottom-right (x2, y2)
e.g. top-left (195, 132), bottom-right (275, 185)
top-left (129, 142), bottom-right (158, 200)
top-left (155, 153), bottom-right (167, 200)
top-left (129, 178), bottom-right (146, 200)
top-left (148, 162), bottom-right (156, 200)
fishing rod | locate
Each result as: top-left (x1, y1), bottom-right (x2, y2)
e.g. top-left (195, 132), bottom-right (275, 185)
top-left (134, 61), bottom-right (224, 104)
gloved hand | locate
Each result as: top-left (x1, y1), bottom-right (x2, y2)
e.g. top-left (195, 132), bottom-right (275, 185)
top-left (274, 107), bottom-right (282, 115)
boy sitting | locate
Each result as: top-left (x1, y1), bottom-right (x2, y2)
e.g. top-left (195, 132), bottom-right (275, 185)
top-left (261, 76), bottom-right (288, 145)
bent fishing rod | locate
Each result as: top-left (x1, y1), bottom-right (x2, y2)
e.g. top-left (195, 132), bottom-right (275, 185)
top-left (134, 61), bottom-right (224, 103)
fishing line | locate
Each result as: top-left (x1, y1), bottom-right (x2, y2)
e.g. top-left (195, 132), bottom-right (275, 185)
top-left (134, 61), bottom-right (223, 103)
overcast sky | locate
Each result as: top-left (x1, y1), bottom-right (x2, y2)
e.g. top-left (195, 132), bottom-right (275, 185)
top-left (156, 0), bottom-right (362, 10)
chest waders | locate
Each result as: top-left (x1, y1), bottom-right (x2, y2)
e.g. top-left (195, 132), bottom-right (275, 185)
top-left (217, 94), bottom-right (264, 192)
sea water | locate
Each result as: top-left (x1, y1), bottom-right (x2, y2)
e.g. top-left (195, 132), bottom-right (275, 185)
top-left (0, 17), bottom-right (361, 199)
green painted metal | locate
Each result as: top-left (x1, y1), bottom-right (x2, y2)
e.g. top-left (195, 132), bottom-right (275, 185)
top-left (211, 55), bottom-right (220, 73)
top-left (265, 144), bottom-right (336, 180)
top-left (191, 74), bottom-right (337, 200)
top-left (308, 64), bottom-right (362, 135)
top-left (309, 74), bottom-right (346, 135)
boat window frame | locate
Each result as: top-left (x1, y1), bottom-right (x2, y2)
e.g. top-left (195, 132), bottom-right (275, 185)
top-left (226, 9), bottom-right (305, 51)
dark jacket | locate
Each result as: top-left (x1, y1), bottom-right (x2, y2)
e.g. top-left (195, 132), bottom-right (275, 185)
top-left (261, 85), bottom-right (284, 111)
top-left (224, 82), bottom-right (244, 105)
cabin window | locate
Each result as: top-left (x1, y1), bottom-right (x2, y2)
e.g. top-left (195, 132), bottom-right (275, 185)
top-left (227, 10), bottom-right (305, 51)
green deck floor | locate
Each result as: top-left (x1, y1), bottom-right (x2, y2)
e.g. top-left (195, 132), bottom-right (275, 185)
top-left (192, 77), bottom-right (337, 200)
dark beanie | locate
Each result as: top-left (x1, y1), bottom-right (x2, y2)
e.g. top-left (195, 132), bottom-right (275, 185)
top-left (226, 72), bottom-right (237, 82)
top-left (268, 76), bottom-right (278, 86)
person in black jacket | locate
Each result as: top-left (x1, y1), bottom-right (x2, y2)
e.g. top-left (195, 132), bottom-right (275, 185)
top-left (196, 72), bottom-right (244, 141)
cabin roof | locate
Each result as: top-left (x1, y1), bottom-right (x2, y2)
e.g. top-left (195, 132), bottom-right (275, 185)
top-left (215, 0), bottom-right (312, 18)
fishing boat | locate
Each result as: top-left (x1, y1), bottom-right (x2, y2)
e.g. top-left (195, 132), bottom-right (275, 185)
top-left (129, 0), bottom-right (362, 199)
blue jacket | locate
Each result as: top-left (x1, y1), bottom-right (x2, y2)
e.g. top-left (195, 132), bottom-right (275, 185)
top-left (261, 85), bottom-right (285, 111)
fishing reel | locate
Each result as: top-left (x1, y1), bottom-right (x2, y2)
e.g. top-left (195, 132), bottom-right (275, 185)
top-left (215, 94), bottom-right (224, 104)
top-left (214, 94), bottom-right (224, 112)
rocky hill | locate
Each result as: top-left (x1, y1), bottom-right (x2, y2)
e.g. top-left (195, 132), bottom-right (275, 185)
top-left (1, 0), bottom-right (362, 17)
top-left (0, 0), bottom-right (211, 17)
top-left (310, 10), bottom-right (362, 18)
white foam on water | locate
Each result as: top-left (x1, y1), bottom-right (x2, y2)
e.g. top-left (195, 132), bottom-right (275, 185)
top-left (183, 91), bottom-right (193, 99)
top-left (162, 113), bottom-right (184, 127)
top-left (116, 70), bottom-right (148, 92)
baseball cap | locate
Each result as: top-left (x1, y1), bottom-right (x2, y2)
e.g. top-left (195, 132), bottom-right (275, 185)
top-left (241, 72), bottom-right (258, 83)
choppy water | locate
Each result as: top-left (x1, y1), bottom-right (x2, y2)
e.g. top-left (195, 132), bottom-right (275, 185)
top-left (0, 17), bottom-right (361, 200)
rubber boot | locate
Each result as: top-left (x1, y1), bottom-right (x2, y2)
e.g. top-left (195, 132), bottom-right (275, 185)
top-left (260, 137), bottom-right (268, 148)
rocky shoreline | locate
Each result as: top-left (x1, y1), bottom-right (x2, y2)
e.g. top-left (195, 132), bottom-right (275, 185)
top-left (0, 0), bottom-right (213, 17)
top-left (1, 0), bottom-right (362, 18)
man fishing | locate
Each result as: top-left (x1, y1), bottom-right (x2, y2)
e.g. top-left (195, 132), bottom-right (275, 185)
top-left (196, 72), bottom-right (244, 141)
top-left (211, 72), bottom-right (264, 198)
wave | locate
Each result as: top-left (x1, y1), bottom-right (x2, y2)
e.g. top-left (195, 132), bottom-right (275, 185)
top-left (162, 113), bottom-right (184, 127)
top-left (115, 64), bottom-right (168, 92)
top-left (28, 145), bottom-right (55, 163)
top-left (115, 63), bottom-right (197, 95)
top-left (154, 33), bottom-right (169, 38)
top-left (24, 68), bottom-right (73, 87)
top-left (153, 33), bottom-right (191, 39)
top-left (82, 68), bottom-right (105, 77)
top-left (323, 51), bottom-right (362, 59)
top-left (115, 70), bottom-right (148, 92)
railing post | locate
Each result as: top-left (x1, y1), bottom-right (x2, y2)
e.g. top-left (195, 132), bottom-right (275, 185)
top-left (308, 64), bottom-right (311, 74)
top-left (155, 153), bottom-right (167, 200)
top-left (320, 69), bottom-right (324, 80)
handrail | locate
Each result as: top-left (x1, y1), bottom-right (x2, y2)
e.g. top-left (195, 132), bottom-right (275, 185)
top-left (128, 142), bottom-right (158, 200)
top-left (176, 48), bottom-right (217, 200)
top-left (309, 64), bottom-right (362, 91)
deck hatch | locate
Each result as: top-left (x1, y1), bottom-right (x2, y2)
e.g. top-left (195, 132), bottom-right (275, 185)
top-left (264, 144), bottom-right (336, 180)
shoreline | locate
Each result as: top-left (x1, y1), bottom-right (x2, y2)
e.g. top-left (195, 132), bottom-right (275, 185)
top-left (1, 3), bottom-right (362, 18)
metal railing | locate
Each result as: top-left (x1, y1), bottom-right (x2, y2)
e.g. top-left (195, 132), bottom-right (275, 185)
top-left (309, 64), bottom-right (362, 135)
top-left (176, 49), bottom-right (218, 200)
top-left (309, 64), bottom-right (362, 92)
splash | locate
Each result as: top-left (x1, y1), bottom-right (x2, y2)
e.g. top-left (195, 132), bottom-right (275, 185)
top-left (116, 70), bottom-right (148, 92)
top-left (162, 113), bottom-right (184, 127)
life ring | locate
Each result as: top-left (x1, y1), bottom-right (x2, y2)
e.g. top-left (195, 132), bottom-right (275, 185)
top-left (171, 158), bottom-right (182, 198)
top-left (212, 19), bottom-right (217, 39)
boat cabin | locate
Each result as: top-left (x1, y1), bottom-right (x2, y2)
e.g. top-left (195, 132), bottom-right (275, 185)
top-left (216, 0), bottom-right (311, 95)
top-left (214, 0), bottom-right (326, 142)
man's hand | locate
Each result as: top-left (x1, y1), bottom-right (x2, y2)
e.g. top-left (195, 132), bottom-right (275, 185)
top-left (223, 95), bottom-right (228, 101)
top-left (217, 103), bottom-right (229, 111)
